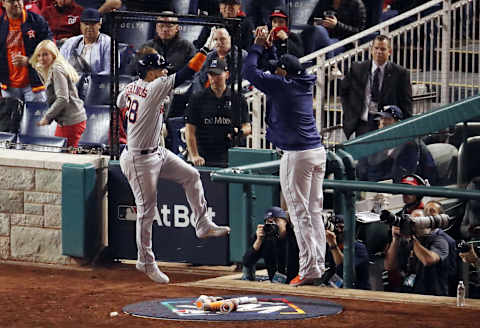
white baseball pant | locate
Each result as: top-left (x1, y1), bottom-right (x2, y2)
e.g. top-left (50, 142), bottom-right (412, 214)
top-left (280, 146), bottom-right (327, 279)
top-left (120, 147), bottom-right (209, 273)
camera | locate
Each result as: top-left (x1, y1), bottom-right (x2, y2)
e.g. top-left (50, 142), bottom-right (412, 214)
top-left (322, 212), bottom-right (342, 233)
top-left (458, 240), bottom-right (471, 253)
top-left (380, 210), bottom-right (451, 235)
top-left (263, 222), bottom-right (280, 240)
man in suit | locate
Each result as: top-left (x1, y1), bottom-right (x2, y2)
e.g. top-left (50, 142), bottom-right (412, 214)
top-left (340, 34), bottom-right (412, 139)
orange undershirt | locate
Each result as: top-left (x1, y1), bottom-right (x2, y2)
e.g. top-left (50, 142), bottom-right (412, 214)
top-left (7, 16), bottom-right (29, 88)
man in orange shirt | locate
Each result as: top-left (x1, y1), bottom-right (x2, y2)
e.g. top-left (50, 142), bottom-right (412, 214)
top-left (0, 0), bottom-right (53, 102)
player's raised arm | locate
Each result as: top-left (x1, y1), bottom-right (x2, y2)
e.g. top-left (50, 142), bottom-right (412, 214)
top-left (173, 27), bottom-right (217, 88)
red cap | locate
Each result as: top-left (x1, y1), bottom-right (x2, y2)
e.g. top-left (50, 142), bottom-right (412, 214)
top-left (400, 175), bottom-right (420, 186)
top-left (270, 8), bottom-right (288, 19)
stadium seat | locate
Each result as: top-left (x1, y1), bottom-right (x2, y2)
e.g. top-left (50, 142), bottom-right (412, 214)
top-left (82, 74), bottom-right (135, 106)
top-left (0, 97), bottom-right (23, 133)
top-left (166, 116), bottom-right (186, 156)
top-left (427, 143), bottom-right (458, 186)
top-left (17, 134), bottom-right (67, 153)
top-left (116, 20), bottom-right (155, 50)
top-left (457, 136), bottom-right (480, 185)
top-left (0, 132), bottom-right (17, 148)
top-left (19, 102), bottom-right (57, 137)
top-left (78, 105), bottom-right (111, 151)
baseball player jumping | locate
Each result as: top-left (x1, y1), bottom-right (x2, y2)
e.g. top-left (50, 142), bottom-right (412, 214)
top-left (118, 28), bottom-right (230, 284)
top-left (242, 27), bottom-right (327, 286)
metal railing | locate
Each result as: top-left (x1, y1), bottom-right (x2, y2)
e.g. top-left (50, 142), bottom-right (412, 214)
top-left (244, 0), bottom-right (479, 149)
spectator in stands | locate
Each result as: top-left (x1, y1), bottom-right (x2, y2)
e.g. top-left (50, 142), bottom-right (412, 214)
top-left (384, 207), bottom-right (451, 296)
top-left (366, 105), bottom-right (438, 183)
top-left (29, 39), bottom-right (86, 147)
top-left (0, 0), bottom-right (41, 15)
top-left (340, 35), bottom-right (412, 139)
top-left (123, 0), bottom-right (172, 12)
top-left (142, 12), bottom-right (195, 73)
top-left (41, 0), bottom-right (84, 46)
top-left (185, 58), bottom-right (251, 168)
top-left (60, 8), bottom-right (110, 74)
top-left (189, 0), bottom-right (219, 17)
top-left (192, 27), bottom-right (245, 94)
top-left (301, 0), bottom-right (367, 57)
top-left (264, 8), bottom-right (304, 58)
top-left (245, 0), bottom-right (284, 27)
top-left (193, 0), bottom-right (254, 52)
top-left (397, 174), bottom-right (428, 216)
top-left (0, 0), bottom-right (52, 102)
top-left (242, 206), bottom-right (299, 284)
top-left (324, 214), bottom-right (371, 289)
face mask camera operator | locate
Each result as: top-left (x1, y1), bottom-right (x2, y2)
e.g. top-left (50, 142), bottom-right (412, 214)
top-left (242, 206), bottom-right (299, 284)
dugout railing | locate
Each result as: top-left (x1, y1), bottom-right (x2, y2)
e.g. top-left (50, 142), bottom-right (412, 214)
top-left (244, 0), bottom-right (480, 149)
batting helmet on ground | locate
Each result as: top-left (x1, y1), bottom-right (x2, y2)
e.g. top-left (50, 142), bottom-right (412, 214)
top-left (137, 53), bottom-right (170, 79)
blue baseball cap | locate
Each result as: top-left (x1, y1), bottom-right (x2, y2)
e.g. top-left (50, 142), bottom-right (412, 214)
top-left (80, 8), bottom-right (102, 23)
top-left (275, 54), bottom-right (305, 76)
top-left (375, 105), bottom-right (404, 120)
top-left (264, 206), bottom-right (287, 221)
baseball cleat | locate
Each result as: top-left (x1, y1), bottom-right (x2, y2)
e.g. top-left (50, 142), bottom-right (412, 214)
top-left (196, 219), bottom-right (231, 239)
top-left (136, 263), bottom-right (170, 284)
top-left (289, 275), bottom-right (319, 287)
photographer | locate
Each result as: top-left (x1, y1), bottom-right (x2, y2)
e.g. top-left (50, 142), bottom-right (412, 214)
top-left (242, 207), bottom-right (299, 284)
top-left (324, 215), bottom-right (371, 290)
top-left (383, 209), bottom-right (450, 296)
top-left (459, 243), bottom-right (480, 269)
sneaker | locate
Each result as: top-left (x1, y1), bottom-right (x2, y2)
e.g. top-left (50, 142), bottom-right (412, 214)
top-left (136, 263), bottom-right (170, 284)
top-left (289, 275), bottom-right (318, 287)
top-left (196, 218), bottom-right (231, 239)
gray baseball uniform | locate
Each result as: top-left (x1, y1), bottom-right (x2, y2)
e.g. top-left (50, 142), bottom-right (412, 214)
top-left (118, 55), bottom-right (230, 283)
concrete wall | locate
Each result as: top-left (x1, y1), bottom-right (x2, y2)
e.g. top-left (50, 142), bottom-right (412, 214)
top-left (0, 149), bottom-right (108, 265)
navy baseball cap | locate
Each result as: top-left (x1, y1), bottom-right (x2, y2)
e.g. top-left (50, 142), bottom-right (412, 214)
top-left (207, 58), bottom-right (228, 75)
top-left (375, 105), bottom-right (403, 120)
top-left (275, 54), bottom-right (305, 76)
top-left (264, 206), bottom-right (287, 221)
top-left (80, 8), bottom-right (102, 23)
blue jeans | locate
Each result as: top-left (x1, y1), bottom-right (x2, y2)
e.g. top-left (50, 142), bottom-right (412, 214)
top-left (1, 86), bottom-right (47, 103)
top-left (301, 25), bottom-right (344, 59)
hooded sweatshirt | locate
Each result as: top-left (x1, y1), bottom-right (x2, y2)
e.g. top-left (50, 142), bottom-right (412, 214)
top-left (242, 44), bottom-right (322, 151)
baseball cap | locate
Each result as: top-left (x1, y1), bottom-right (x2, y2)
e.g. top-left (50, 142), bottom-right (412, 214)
top-left (207, 58), bottom-right (228, 75)
top-left (264, 206), bottom-right (287, 221)
top-left (220, 0), bottom-right (241, 4)
top-left (275, 54), bottom-right (304, 76)
top-left (270, 8), bottom-right (288, 19)
top-left (375, 105), bottom-right (404, 120)
top-left (80, 8), bottom-right (102, 23)
top-left (400, 174), bottom-right (426, 186)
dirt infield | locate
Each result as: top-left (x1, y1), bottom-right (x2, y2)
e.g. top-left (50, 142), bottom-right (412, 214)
top-left (0, 262), bottom-right (479, 328)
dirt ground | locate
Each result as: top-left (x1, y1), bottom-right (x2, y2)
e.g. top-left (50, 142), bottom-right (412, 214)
top-left (0, 262), bottom-right (479, 328)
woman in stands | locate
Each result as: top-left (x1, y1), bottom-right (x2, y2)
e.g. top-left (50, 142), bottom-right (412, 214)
top-left (29, 39), bottom-right (87, 149)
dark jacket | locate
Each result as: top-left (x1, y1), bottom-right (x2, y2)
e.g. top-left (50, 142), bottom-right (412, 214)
top-left (243, 225), bottom-right (299, 283)
top-left (142, 34), bottom-right (196, 73)
top-left (0, 9), bottom-right (53, 91)
top-left (308, 0), bottom-right (367, 39)
top-left (193, 12), bottom-right (254, 52)
top-left (340, 60), bottom-right (412, 139)
top-left (242, 44), bottom-right (323, 151)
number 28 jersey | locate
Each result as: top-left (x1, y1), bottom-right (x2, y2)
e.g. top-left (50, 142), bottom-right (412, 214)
top-left (117, 74), bottom-right (175, 150)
